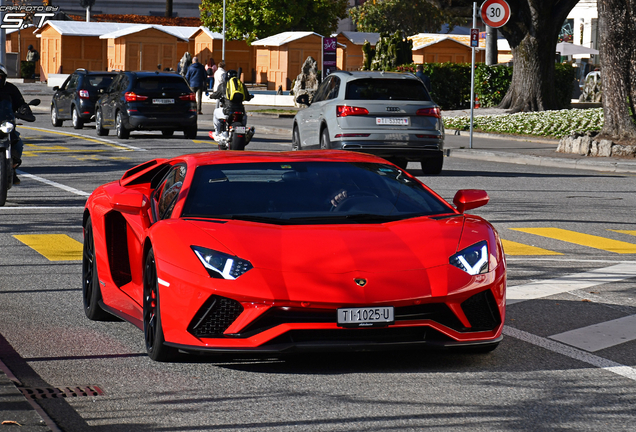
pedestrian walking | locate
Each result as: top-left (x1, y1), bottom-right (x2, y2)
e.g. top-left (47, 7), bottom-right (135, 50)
top-left (185, 57), bottom-right (207, 115)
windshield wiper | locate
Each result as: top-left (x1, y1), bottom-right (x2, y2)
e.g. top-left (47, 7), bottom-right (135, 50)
top-left (289, 213), bottom-right (401, 223)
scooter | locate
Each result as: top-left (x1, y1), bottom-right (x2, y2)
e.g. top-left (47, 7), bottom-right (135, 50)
top-left (209, 110), bottom-right (255, 151)
top-left (0, 98), bottom-right (40, 206)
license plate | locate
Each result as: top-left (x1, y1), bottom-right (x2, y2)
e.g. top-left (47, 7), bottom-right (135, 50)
top-left (337, 306), bottom-right (394, 327)
top-left (152, 98), bottom-right (174, 104)
top-left (234, 126), bottom-right (246, 133)
top-left (376, 117), bottom-right (409, 126)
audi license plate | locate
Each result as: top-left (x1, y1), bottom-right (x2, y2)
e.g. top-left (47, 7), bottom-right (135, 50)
top-left (234, 126), bottom-right (246, 133)
top-left (153, 98), bottom-right (174, 104)
top-left (337, 306), bottom-right (394, 327)
top-left (376, 117), bottom-right (409, 126)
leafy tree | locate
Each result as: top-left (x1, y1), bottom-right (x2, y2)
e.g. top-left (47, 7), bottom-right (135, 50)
top-left (349, 0), bottom-right (464, 35)
top-left (597, 0), bottom-right (636, 140)
top-left (200, 0), bottom-right (348, 44)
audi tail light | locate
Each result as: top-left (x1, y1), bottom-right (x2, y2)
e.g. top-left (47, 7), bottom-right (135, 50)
top-left (416, 107), bottom-right (441, 118)
top-left (124, 92), bottom-right (148, 102)
top-left (78, 90), bottom-right (90, 99)
top-left (336, 105), bottom-right (369, 117)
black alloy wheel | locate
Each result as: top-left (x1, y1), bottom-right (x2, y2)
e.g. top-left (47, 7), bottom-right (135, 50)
top-left (116, 111), bottom-right (130, 139)
top-left (82, 217), bottom-right (110, 320)
top-left (95, 110), bottom-right (109, 136)
top-left (143, 249), bottom-right (177, 362)
top-left (72, 106), bottom-right (84, 129)
top-left (292, 125), bottom-right (301, 150)
top-left (51, 105), bottom-right (62, 127)
top-left (320, 128), bottom-right (330, 150)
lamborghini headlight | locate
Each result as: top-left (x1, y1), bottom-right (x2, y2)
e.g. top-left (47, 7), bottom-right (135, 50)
top-left (0, 121), bottom-right (14, 134)
top-left (192, 246), bottom-right (252, 280)
top-left (449, 241), bottom-right (488, 275)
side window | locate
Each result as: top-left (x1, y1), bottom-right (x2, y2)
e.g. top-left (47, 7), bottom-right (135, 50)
top-left (327, 76), bottom-right (340, 100)
top-left (60, 75), bottom-right (71, 90)
top-left (107, 75), bottom-right (121, 92)
top-left (120, 75), bottom-right (131, 92)
top-left (312, 77), bottom-right (332, 103)
top-left (156, 165), bottom-right (187, 220)
top-left (66, 74), bottom-right (79, 90)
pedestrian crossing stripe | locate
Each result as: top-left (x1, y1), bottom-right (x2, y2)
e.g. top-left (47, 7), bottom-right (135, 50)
top-left (501, 239), bottom-right (562, 256)
top-left (510, 228), bottom-right (636, 254)
top-left (14, 234), bottom-right (83, 261)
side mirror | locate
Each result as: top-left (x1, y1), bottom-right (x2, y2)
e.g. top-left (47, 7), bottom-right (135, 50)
top-left (28, 99), bottom-right (40, 106)
top-left (296, 94), bottom-right (310, 106)
top-left (53, 86), bottom-right (60, 91)
top-left (453, 189), bottom-right (489, 214)
top-left (110, 191), bottom-right (150, 213)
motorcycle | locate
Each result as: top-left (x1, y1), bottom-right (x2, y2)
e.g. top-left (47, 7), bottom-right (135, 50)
top-left (0, 98), bottom-right (40, 206)
top-left (209, 110), bottom-right (255, 151)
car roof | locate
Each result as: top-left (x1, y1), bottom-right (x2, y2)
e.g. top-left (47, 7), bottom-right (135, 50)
top-left (178, 150), bottom-right (392, 167)
top-left (330, 71), bottom-right (418, 80)
top-left (122, 71), bottom-right (183, 78)
top-left (74, 69), bottom-right (117, 75)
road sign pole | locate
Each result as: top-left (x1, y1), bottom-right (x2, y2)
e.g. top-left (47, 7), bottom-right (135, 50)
top-left (470, 2), bottom-right (476, 149)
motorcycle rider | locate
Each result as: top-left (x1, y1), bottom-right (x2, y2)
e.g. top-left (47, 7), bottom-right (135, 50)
top-left (210, 69), bottom-right (253, 142)
top-left (0, 65), bottom-right (35, 185)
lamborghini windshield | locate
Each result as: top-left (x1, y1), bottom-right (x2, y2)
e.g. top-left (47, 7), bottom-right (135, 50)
top-left (181, 162), bottom-right (453, 224)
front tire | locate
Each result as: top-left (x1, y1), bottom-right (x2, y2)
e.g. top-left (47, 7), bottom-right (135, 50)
top-left (51, 105), bottom-right (62, 127)
top-left (72, 106), bottom-right (84, 129)
top-left (95, 109), bottom-right (109, 136)
top-left (0, 151), bottom-right (8, 206)
top-left (420, 154), bottom-right (444, 175)
top-left (292, 125), bottom-right (301, 151)
top-left (320, 127), bottom-right (330, 150)
top-left (116, 111), bottom-right (130, 139)
top-left (82, 217), bottom-right (111, 320)
top-left (144, 249), bottom-right (178, 362)
top-left (184, 125), bottom-right (197, 139)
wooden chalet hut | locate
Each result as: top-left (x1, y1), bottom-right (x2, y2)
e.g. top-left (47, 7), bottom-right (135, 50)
top-left (191, 27), bottom-right (255, 82)
top-left (34, 21), bottom-right (136, 80)
top-left (252, 32), bottom-right (323, 91)
top-left (336, 32), bottom-right (380, 71)
top-left (409, 34), bottom-right (485, 64)
top-left (100, 25), bottom-right (196, 72)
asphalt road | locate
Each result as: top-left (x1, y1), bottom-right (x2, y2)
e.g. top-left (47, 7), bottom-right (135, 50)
top-left (1, 104), bottom-right (636, 431)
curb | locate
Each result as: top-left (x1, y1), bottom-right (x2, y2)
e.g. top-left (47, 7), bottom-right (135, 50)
top-left (446, 129), bottom-right (560, 145)
top-left (449, 149), bottom-right (636, 174)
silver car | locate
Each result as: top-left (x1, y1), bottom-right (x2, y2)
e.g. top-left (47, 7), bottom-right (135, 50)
top-left (292, 71), bottom-right (445, 174)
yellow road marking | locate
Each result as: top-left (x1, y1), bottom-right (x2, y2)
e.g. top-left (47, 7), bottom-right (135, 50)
top-left (21, 126), bottom-right (133, 151)
top-left (193, 139), bottom-right (213, 144)
top-left (610, 230), bottom-right (636, 237)
top-left (501, 239), bottom-right (562, 256)
top-left (14, 234), bottom-right (83, 261)
top-left (511, 228), bottom-right (636, 254)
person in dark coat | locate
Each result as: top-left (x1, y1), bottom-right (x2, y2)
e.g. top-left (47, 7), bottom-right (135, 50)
top-left (185, 57), bottom-right (207, 114)
top-left (415, 64), bottom-right (431, 93)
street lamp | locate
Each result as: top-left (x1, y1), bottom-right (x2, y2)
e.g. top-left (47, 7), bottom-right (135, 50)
top-left (222, 0), bottom-right (226, 62)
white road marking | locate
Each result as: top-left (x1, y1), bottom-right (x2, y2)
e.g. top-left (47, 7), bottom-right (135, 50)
top-left (506, 262), bottom-right (636, 305)
top-left (16, 170), bottom-right (90, 197)
top-left (549, 314), bottom-right (636, 352)
top-left (504, 326), bottom-right (636, 382)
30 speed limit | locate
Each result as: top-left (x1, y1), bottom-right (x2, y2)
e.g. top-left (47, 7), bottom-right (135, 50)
top-left (480, 0), bottom-right (511, 28)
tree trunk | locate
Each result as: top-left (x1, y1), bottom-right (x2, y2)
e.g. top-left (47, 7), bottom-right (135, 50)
top-left (165, 0), bottom-right (173, 18)
top-left (497, 0), bottom-right (580, 112)
top-left (598, 0), bottom-right (636, 139)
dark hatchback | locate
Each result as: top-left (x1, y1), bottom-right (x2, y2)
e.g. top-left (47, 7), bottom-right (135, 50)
top-left (95, 71), bottom-right (197, 139)
top-left (51, 69), bottom-right (117, 129)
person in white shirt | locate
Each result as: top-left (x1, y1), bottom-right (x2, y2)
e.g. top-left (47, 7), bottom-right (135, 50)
top-left (213, 61), bottom-right (226, 92)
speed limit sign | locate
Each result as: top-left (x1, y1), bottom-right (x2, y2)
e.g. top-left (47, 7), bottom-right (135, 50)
top-left (481, 0), bottom-right (511, 28)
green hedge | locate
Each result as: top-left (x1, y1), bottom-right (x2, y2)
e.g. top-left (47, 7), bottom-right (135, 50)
top-left (398, 62), bottom-right (575, 110)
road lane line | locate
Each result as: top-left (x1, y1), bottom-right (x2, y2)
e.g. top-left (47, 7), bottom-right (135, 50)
top-left (511, 228), bottom-right (636, 254)
top-left (501, 239), bottom-right (561, 256)
top-left (14, 234), bottom-right (83, 261)
top-left (16, 170), bottom-right (90, 197)
top-left (504, 327), bottom-right (636, 382)
top-left (506, 262), bottom-right (636, 304)
top-left (21, 126), bottom-right (145, 151)
top-left (549, 314), bottom-right (636, 352)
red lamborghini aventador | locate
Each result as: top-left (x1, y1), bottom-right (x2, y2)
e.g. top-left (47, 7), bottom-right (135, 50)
top-left (82, 150), bottom-right (506, 361)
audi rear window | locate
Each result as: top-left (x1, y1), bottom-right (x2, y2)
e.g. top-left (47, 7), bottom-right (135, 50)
top-left (134, 77), bottom-right (191, 93)
top-left (345, 78), bottom-right (431, 101)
